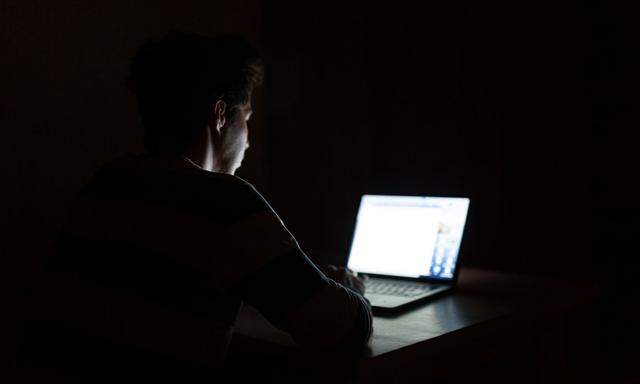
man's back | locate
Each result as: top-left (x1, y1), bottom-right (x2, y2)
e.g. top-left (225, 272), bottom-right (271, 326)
top-left (22, 153), bottom-right (372, 379)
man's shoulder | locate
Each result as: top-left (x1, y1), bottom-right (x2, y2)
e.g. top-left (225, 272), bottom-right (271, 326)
top-left (89, 153), bottom-right (252, 190)
top-left (205, 172), bottom-right (256, 193)
top-left (84, 154), bottom-right (271, 220)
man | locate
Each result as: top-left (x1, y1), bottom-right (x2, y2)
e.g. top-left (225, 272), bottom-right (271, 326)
top-left (23, 32), bottom-right (371, 380)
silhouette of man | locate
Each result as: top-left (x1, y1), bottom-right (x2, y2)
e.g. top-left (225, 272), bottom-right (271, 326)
top-left (24, 32), bottom-right (371, 380)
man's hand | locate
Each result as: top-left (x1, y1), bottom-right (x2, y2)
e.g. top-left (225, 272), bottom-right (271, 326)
top-left (321, 264), bottom-right (367, 296)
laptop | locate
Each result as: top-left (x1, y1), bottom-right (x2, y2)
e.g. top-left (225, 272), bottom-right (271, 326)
top-left (346, 195), bottom-right (470, 312)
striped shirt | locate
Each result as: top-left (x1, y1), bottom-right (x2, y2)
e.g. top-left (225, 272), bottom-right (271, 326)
top-left (25, 153), bottom-right (372, 379)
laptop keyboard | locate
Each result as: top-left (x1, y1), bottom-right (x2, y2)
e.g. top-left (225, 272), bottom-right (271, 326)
top-left (365, 280), bottom-right (435, 297)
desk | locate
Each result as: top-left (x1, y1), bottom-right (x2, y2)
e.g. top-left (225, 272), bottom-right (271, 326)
top-left (232, 267), bottom-right (599, 383)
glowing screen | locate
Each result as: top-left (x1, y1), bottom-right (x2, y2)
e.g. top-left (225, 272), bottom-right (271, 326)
top-left (347, 195), bottom-right (469, 279)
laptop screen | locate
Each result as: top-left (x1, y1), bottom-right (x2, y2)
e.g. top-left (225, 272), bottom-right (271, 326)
top-left (347, 195), bottom-right (470, 280)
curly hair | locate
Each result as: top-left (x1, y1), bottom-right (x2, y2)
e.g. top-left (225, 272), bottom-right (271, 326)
top-left (127, 31), bottom-right (263, 153)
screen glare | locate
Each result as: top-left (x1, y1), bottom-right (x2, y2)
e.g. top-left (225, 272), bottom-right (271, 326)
top-left (347, 195), bottom-right (469, 279)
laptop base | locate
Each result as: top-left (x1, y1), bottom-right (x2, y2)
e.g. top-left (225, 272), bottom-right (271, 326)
top-left (367, 285), bottom-right (454, 314)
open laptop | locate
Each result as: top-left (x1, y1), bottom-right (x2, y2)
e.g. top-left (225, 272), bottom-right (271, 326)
top-left (346, 195), bottom-right (470, 312)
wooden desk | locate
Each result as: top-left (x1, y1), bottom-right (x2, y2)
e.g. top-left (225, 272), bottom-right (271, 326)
top-left (231, 267), bottom-right (599, 383)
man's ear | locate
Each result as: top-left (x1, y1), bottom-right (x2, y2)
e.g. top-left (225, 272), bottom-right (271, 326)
top-left (213, 100), bottom-right (227, 134)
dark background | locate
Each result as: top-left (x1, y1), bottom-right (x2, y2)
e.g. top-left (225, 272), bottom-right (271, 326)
top-left (2, 0), bottom-right (637, 381)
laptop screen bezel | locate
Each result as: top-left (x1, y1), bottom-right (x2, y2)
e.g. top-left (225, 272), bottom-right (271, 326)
top-left (346, 194), bottom-right (470, 285)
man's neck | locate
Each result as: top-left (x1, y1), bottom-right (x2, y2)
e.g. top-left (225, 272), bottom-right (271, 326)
top-left (183, 127), bottom-right (219, 172)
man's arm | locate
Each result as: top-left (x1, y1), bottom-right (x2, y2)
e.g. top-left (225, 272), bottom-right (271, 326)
top-left (237, 244), bottom-right (372, 351)
top-left (227, 183), bottom-right (372, 351)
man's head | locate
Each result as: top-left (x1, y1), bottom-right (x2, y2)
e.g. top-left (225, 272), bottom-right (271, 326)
top-left (127, 32), bottom-right (262, 173)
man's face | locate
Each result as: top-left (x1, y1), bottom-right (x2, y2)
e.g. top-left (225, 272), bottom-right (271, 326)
top-left (218, 102), bottom-right (252, 174)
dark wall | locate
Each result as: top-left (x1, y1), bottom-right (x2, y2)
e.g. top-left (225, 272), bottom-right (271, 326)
top-left (261, 1), bottom-right (592, 276)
